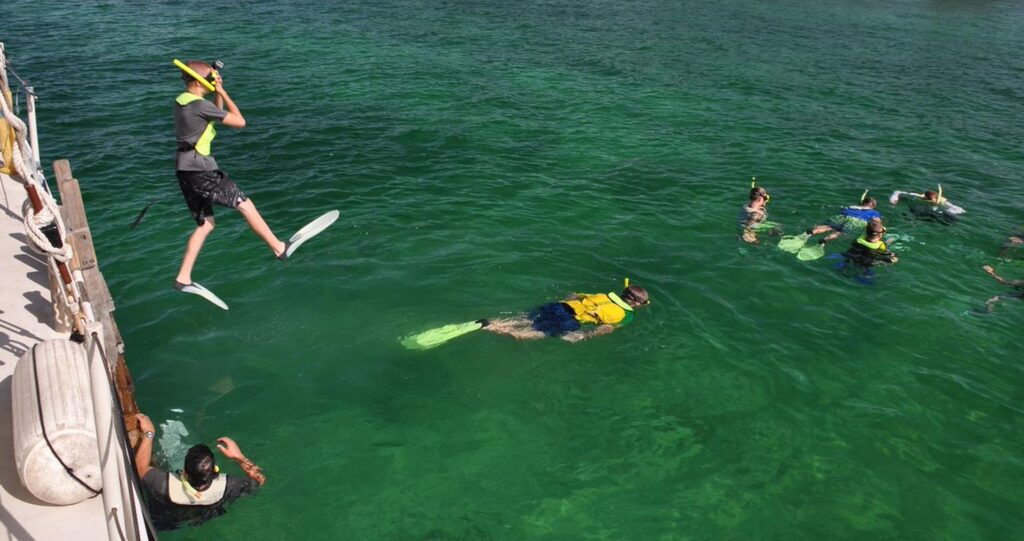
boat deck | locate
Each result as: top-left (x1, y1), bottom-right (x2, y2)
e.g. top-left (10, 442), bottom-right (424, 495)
top-left (0, 171), bottom-right (108, 540)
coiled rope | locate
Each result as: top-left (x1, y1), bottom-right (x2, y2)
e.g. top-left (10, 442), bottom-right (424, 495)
top-left (1, 50), bottom-right (72, 262)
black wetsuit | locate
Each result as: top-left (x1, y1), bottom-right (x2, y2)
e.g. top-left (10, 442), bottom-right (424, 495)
top-left (141, 468), bottom-right (259, 530)
top-left (843, 242), bottom-right (897, 267)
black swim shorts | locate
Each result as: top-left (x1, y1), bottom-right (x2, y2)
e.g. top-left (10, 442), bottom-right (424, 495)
top-left (176, 170), bottom-right (247, 226)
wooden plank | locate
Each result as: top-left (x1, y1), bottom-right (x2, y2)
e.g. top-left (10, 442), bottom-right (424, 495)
top-left (53, 159), bottom-right (140, 444)
top-left (53, 160), bottom-right (89, 230)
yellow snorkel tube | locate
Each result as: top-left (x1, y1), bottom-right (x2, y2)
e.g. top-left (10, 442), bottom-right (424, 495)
top-left (173, 58), bottom-right (216, 92)
top-left (750, 177), bottom-right (770, 204)
top-left (936, 184), bottom-right (945, 205)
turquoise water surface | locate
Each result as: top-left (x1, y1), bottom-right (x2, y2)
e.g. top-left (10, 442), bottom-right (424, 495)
top-left (4, 0), bottom-right (1023, 539)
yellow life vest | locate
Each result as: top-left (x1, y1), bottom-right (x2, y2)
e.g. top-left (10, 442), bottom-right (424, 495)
top-left (167, 472), bottom-right (227, 506)
top-left (176, 92), bottom-right (217, 156)
top-left (856, 235), bottom-right (886, 251)
top-left (563, 292), bottom-right (633, 325)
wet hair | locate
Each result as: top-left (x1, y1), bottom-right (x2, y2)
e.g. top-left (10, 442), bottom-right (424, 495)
top-left (749, 186), bottom-right (768, 201)
top-left (620, 285), bottom-right (649, 306)
top-left (184, 444), bottom-right (218, 489)
top-left (923, 190), bottom-right (938, 201)
top-left (866, 218), bottom-right (885, 237)
top-left (861, 197), bottom-right (877, 208)
top-left (182, 60), bottom-right (213, 87)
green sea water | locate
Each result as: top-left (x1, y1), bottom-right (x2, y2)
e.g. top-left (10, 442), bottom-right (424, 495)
top-left (4, 0), bottom-right (1024, 538)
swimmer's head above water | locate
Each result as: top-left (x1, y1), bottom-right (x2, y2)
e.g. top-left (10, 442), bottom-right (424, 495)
top-left (749, 186), bottom-right (769, 203)
top-left (620, 285), bottom-right (650, 307)
top-left (865, 217), bottom-right (886, 240)
top-left (184, 443), bottom-right (219, 490)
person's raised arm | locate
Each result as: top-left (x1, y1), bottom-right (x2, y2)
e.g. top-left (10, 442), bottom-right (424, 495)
top-left (134, 414), bottom-right (156, 478)
top-left (214, 76), bottom-right (246, 129)
top-left (217, 437), bottom-right (265, 486)
top-left (983, 265), bottom-right (1023, 287)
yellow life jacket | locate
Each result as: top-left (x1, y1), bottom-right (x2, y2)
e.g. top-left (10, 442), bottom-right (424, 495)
top-left (176, 92), bottom-right (217, 156)
top-left (563, 292), bottom-right (633, 325)
top-left (856, 235), bottom-right (886, 252)
top-left (167, 472), bottom-right (227, 506)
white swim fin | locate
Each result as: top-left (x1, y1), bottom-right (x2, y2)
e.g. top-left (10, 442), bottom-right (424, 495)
top-left (174, 281), bottom-right (229, 310)
top-left (278, 210), bottom-right (340, 260)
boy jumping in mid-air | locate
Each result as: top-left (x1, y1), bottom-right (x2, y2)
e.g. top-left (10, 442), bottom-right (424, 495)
top-left (172, 60), bottom-right (335, 308)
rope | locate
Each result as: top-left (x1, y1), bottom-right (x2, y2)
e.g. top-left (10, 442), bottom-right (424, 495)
top-left (2, 51), bottom-right (72, 262)
top-left (31, 345), bottom-right (103, 497)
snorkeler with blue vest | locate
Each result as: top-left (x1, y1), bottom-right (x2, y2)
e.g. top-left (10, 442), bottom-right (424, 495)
top-left (401, 282), bottom-right (650, 349)
top-left (778, 191), bottom-right (880, 260)
top-left (170, 60), bottom-right (337, 309)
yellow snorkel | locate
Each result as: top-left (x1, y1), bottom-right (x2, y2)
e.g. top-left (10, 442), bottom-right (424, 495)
top-left (173, 58), bottom-right (216, 92)
top-left (860, 189), bottom-right (869, 204)
top-left (624, 277), bottom-right (630, 289)
top-left (936, 184), bottom-right (944, 205)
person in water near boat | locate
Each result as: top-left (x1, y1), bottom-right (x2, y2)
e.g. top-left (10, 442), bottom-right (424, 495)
top-left (999, 228), bottom-right (1024, 258)
top-left (480, 284), bottom-right (650, 342)
top-left (842, 217), bottom-right (898, 267)
top-left (804, 194), bottom-right (880, 246)
top-left (981, 265), bottom-right (1024, 310)
top-left (888, 187), bottom-right (965, 221)
top-left (134, 413), bottom-right (265, 531)
top-left (738, 184), bottom-right (780, 244)
top-left (172, 61), bottom-right (291, 293)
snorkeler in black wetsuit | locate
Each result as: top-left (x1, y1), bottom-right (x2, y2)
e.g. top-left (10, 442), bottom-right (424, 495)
top-left (981, 265), bottom-right (1024, 311)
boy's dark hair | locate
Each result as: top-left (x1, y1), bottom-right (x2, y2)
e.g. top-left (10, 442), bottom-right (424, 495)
top-left (749, 186), bottom-right (768, 201)
top-left (620, 285), bottom-right (650, 306)
top-left (184, 444), bottom-right (218, 489)
top-left (924, 190), bottom-right (937, 201)
top-left (861, 196), bottom-right (877, 208)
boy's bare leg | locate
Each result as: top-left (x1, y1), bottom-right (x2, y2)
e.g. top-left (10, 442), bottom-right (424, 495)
top-left (237, 199), bottom-right (286, 256)
top-left (176, 218), bottom-right (216, 284)
top-left (822, 230), bottom-right (842, 244)
top-left (481, 317), bottom-right (546, 340)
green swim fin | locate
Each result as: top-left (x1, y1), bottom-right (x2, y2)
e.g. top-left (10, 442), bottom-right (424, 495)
top-left (401, 320), bottom-right (484, 350)
top-left (778, 232), bottom-right (810, 253)
top-left (797, 242), bottom-right (826, 261)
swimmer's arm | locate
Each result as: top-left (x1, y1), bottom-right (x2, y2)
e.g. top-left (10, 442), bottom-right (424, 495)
top-left (218, 437), bottom-right (265, 486)
top-left (133, 414), bottom-right (155, 478)
top-left (214, 76), bottom-right (246, 129)
top-left (983, 265), bottom-right (1024, 287)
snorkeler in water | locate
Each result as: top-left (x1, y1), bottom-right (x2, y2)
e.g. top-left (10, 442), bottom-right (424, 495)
top-left (481, 285), bottom-right (651, 342)
top-left (981, 265), bottom-right (1024, 311)
top-left (888, 186), bottom-right (964, 222)
top-left (998, 229), bottom-right (1024, 258)
top-left (842, 217), bottom-right (898, 267)
top-left (401, 283), bottom-right (651, 349)
top-left (806, 194), bottom-right (881, 246)
top-left (738, 183), bottom-right (780, 245)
